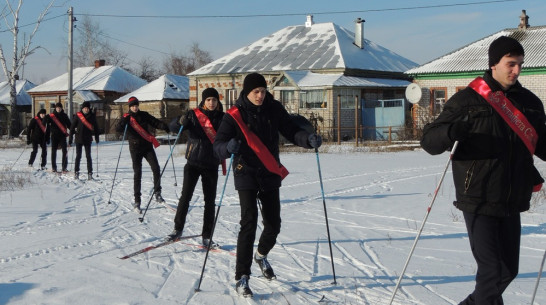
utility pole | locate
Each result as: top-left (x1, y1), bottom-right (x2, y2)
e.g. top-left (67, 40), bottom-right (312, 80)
top-left (67, 7), bottom-right (75, 117)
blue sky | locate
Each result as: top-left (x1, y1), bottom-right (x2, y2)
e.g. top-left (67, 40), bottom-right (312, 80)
top-left (2, 0), bottom-right (546, 84)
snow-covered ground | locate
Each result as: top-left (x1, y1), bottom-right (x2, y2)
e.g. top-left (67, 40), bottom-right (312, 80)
top-left (1, 141), bottom-right (546, 305)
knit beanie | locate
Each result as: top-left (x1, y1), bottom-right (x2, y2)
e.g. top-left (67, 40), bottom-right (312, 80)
top-left (128, 96), bottom-right (139, 107)
top-left (38, 109), bottom-right (46, 115)
top-left (488, 36), bottom-right (524, 67)
top-left (202, 88), bottom-right (220, 101)
top-left (55, 102), bottom-right (63, 109)
top-left (81, 101), bottom-right (91, 109)
top-left (243, 73), bottom-right (267, 94)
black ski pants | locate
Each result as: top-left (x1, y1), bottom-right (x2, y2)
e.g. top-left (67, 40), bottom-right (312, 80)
top-left (235, 188), bottom-right (281, 280)
top-left (74, 142), bottom-right (92, 174)
top-left (51, 136), bottom-right (68, 171)
top-left (459, 212), bottom-right (521, 305)
top-left (29, 141), bottom-right (47, 167)
top-left (130, 146), bottom-right (161, 201)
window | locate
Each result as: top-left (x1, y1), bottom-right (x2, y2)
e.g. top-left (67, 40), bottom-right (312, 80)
top-left (383, 99), bottom-right (403, 107)
top-left (300, 90), bottom-right (327, 109)
top-left (338, 88), bottom-right (360, 109)
top-left (226, 89), bottom-right (237, 109)
top-left (49, 101), bottom-right (56, 113)
top-left (280, 90), bottom-right (294, 108)
top-left (430, 88), bottom-right (446, 116)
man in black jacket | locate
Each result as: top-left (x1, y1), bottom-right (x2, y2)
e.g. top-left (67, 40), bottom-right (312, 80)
top-left (27, 108), bottom-right (49, 169)
top-left (69, 102), bottom-right (100, 180)
top-left (213, 73), bottom-right (322, 297)
top-left (421, 36), bottom-right (546, 305)
top-left (116, 96), bottom-right (170, 213)
top-left (166, 88), bottom-right (225, 248)
top-left (45, 102), bottom-right (71, 173)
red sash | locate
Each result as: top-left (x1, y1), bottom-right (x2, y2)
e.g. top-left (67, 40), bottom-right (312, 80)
top-left (77, 112), bottom-right (94, 131)
top-left (194, 108), bottom-right (227, 175)
top-left (49, 113), bottom-right (68, 136)
top-left (35, 116), bottom-right (46, 133)
top-left (124, 113), bottom-right (160, 148)
top-left (227, 107), bottom-right (289, 180)
top-left (469, 77), bottom-right (542, 191)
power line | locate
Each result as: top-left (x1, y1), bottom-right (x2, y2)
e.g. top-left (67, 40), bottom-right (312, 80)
top-left (77, 0), bottom-right (518, 19)
top-left (0, 13), bottom-right (65, 33)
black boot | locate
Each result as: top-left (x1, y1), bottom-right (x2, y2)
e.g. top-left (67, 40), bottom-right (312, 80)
top-left (235, 275), bottom-right (253, 298)
top-left (133, 197), bottom-right (141, 214)
top-left (254, 252), bottom-right (276, 280)
top-left (155, 192), bottom-right (165, 203)
top-left (166, 229), bottom-right (182, 241)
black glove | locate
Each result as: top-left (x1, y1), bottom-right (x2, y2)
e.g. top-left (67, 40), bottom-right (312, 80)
top-left (95, 136), bottom-right (100, 144)
top-left (163, 124), bottom-right (170, 133)
top-left (179, 112), bottom-right (191, 127)
top-left (27, 139), bottom-right (31, 145)
top-left (448, 121), bottom-right (471, 141)
top-left (227, 138), bottom-right (241, 154)
top-left (308, 133), bottom-right (322, 148)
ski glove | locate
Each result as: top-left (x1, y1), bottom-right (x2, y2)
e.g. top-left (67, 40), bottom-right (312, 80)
top-left (448, 121), bottom-right (471, 142)
top-left (308, 133), bottom-right (322, 148)
top-left (227, 138), bottom-right (241, 154)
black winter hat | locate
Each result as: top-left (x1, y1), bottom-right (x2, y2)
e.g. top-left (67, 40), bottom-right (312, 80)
top-left (38, 109), bottom-right (46, 115)
top-left (81, 101), bottom-right (91, 109)
top-left (128, 96), bottom-right (139, 107)
top-left (488, 36), bottom-right (524, 68)
top-left (243, 73), bottom-right (267, 94)
top-left (202, 88), bottom-right (219, 101)
top-left (55, 102), bottom-right (63, 109)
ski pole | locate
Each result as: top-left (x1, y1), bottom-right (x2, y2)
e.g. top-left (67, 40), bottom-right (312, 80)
top-left (388, 141), bottom-right (459, 305)
top-left (10, 144), bottom-right (28, 171)
top-left (168, 133), bottom-right (178, 186)
top-left (139, 125), bottom-right (184, 222)
top-left (531, 249), bottom-right (546, 305)
top-left (96, 140), bottom-right (99, 177)
top-left (195, 153), bottom-right (234, 293)
top-left (315, 147), bottom-right (337, 285)
top-left (107, 124), bottom-right (128, 204)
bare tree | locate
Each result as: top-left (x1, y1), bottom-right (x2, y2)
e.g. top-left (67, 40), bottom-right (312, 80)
top-left (134, 56), bottom-right (160, 82)
top-left (162, 42), bottom-right (212, 75)
top-left (0, 0), bottom-right (55, 138)
top-left (73, 15), bottom-right (128, 68)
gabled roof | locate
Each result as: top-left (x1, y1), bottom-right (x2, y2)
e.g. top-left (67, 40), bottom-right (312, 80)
top-left (282, 71), bottom-right (411, 88)
top-left (0, 79), bottom-right (36, 105)
top-left (190, 22), bottom-right (417, 76)
top-left (406, 26), bottom-right (546, 75)
top-left (114, 74), bottom-right (189, 103)
top-left (28, 65), bottom-right (146, 93)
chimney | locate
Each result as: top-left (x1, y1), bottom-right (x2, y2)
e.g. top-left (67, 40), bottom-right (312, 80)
top-left (94, 59), bottom-right (106, 68)
top-left (354, 18), bottom-right (365, 49)
top-left (518, 10), bottom-right (529, 29)
top-left (305, 15), bottom-right (314, 27)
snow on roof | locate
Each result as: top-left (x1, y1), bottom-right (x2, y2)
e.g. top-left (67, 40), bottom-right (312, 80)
top-left (114, 74), bottom-right (189, 103)
top-left (28, 65), bottom-right (146, 93)
top-left (189, 22), bottom-right (417, 76)
top-left (0, 79), bottom-right (36, 105)
top-left (406, 26), bottom-right (546, 74)
top-left (283, 71), bottom-right (411, 88)
top-left (74, 90), bottom-right (100, 102)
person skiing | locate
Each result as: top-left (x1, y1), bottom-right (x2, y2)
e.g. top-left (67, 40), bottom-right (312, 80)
top-left (166, 88), bottom-right (225, 248)
top-left (213, 72), bottom-right (322, 297)
top-left (45, 102), bottom-right (71, 173)
top-left (421, 36), bottom-right (546, 305)
top-left (69, 102), bottom-right (100, 180)
top-left (27, 108), bottom-right (49, 170)
top-left (115, 96), bottom-right (170, 213)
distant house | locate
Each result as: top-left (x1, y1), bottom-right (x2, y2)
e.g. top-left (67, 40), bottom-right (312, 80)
top-left (188, 16), bottom-right (418, 141)
top-left (27, 60), bottom-right (146, 135)
top-left (0, 79), bottom-right (36, 135)
top-left (114, 74), bottom-right (190, 128)
top-left (405, 10), bottom-right (546, 128)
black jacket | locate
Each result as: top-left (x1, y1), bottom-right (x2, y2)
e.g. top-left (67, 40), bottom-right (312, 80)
top-left (115, 110), bottom-right (168, 151)
top-left (214, 91), bottom-right (312, 191)
top-left (69, 111), bottom-right (99, 145)
top-left (421, 71), bottom-right (546, 217)
top-left (27, 116), bottom-right (49, 144)
top-left (171, 101), bottom-right (225, 169)
top-left (45, 110), bottom-right (71, 139)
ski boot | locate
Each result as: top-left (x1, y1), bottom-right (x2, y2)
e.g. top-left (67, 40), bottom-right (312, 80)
top-left (235, 275), bottom-right (253, 298)
top-left (166, 229), bottom-right (182, 241)
top-left (202, 237), bottom-right (220, 249)
top-left (155, 192), bottom-right (165, 203)
top-left (254, 252), bottom-right (276, 280)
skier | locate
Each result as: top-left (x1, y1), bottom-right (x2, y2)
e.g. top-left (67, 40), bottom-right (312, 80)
top-left (213, 73), bottom-right (322, 297)
top-left (166, 88), bottom-right (225, 248)
top-left (27, 108), bottom-right (49, 170)
top-left (116, 96), bottom-right (170, 213)
top-left (69, 102), bottom-right (100, 180)
top-left (421, 36), bottom-right (546, 305)
top-left (45, 102), bottom-right (71, 173)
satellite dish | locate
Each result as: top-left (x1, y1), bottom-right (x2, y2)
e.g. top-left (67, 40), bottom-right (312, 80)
top-left (405, 83), bottom-right (422, 104)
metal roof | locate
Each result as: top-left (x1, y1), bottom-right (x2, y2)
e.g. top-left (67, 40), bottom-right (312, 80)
top-left (406, 26), bottom-right (546, 75)
top-left (0, 80), bottom-right (36, 105)
top-left (114, 74), bottom-right (189, 103)
top-left (190, 22), bottom-right (417, 76)
top-left (282, 71), bottom-right (411, 88)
